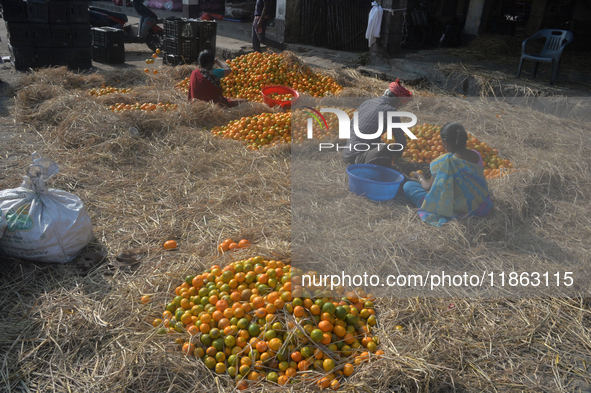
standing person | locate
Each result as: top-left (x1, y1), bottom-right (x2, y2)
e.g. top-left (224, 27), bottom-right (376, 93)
top-left (403, 122), bottom-right (493, 226)
top-left (342, 80), bottom-right (413, 168)
top-left (188, 50), bottom-right (243, 107)
top-left (253, 0), bottom-right (287, 53)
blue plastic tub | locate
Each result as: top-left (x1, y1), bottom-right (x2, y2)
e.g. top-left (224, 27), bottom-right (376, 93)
top-left (346, 164), bottom-right (405, 202)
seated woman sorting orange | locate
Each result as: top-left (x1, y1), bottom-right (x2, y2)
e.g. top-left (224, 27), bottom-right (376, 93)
top-left (403, 122), bottom-right (493, 226)
top-left (188, 50), bottom-right (243, 107)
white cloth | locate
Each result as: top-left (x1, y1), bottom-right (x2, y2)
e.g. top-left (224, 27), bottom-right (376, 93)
top-left (366, 1), bottom-right (383, 48)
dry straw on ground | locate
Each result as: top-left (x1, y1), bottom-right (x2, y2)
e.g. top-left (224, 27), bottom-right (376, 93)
top-left (1, 63), bottom-right (591, 393)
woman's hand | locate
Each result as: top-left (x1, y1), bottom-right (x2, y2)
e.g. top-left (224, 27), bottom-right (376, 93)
top-left (409, 170), bottom-right (424, 182)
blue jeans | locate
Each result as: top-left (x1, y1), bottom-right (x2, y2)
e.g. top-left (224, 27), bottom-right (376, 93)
top-left (403, 181), bottom-right (427, 207)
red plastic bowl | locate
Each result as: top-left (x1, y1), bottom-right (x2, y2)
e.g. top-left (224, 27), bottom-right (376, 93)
top-left (261, 85), bottom-right (299, 109)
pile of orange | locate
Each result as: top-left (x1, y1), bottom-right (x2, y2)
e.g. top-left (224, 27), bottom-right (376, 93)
top-left (88, 86), bottom-right (132, 97)
top-left (383, 123), bottom-right (515, 180)
top-left (211, 112), bottom-right (292, 150)
top-left (218, 238), bottom-right (250, 253)
top-left (107, 102), bottom-right (178, 113)
top-left (174, 77), bottom-right (190, 92)
top-left (175, 52), bottom-right (342, 102)
top-left (210, 107), bottom-right (358, 150)
top-left (268, 93), bottom-right (293, 101)
top-left (153, 256), bottom-right (382, 390)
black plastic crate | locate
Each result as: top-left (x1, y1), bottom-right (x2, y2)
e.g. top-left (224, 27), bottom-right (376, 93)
top-left (30, 23), bottom-right (53, 47)
top-left (51, 24), bottom-right (72, 47)
top-left (162, 53), bottom-right (194, 66)
top-left (49, 0), bottom-right (69, 23)
top-left (91, 44), bottom-right (125, 64)
top-left (197, 35), bottom-right (216, 53)
top-left (53, 47), bottom-right (92, 68)
top-left (71, 23), bottom-right (91, 46)
top-left (9, 44), bottom-right (53, 70)
top-left (6, 22), bottom-right (32, 46)
top-left (27, 0), bottom-right (49, 23)
top-left (197, 20), bottom-right (216, 52)
top-left (91, 26), bottom-right (124, 48)
top-left (163, 17), bottom-right (198, 39)
top-left (198, 20), bottom-right (217, 39)
top-left (69, 0), bottom-right (89, 23)
top-left (163, 37), bottom-right (196, 57)
top-left (2, 0), bottom-right (28, 22)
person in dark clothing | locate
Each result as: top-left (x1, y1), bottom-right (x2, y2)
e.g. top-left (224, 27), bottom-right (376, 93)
top-left (188, 50), bottom-right (244, 107)
top-left (342, 81), bottom-right (413, 168)
top-left (253, 0), bottom-right (287, 53)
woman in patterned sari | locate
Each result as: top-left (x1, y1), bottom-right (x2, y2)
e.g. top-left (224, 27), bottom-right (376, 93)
top-left (403, 122), bottom-right (493, 226)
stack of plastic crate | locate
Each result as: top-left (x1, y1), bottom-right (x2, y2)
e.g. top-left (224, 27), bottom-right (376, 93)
top-left (4, 0), bottom-right (91, 70)
top-left (162, 17), bottom-right (217, 66)
top-left (91, 26), bottom-right (125, 64)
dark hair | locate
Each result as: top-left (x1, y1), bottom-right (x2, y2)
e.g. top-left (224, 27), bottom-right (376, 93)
top-left (439, 122), bottom-right (467, 153)
top-left (198, 50), bottom-right (215, 70)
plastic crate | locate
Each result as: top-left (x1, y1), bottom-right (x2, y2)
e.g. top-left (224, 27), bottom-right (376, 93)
top-left (27, 0), bottom-right (49, 23)
top-left (51, 24), bottom-right (72, 47)
top-left (91, 26), bottom-right (124, 48)
top-left (69, 0), bottom-right (89, 23)
top-left (8, 44), bottom-right (53, 70)
top-left (163, 37), bottom-right (196, 57)
top-left (6, 23), bottom-right (32, 46)
top-left (53, 47), bottom-right (92, 68)
top-left (163, 17), bottom-right (198, 39)
top-left (91, 44), bottom-right (125, 64)
top-left (49, 0), bottom-right (70, 24)
top-left (197, 20), bottom-right (216, 52)
top-left (2, 0), bottom-right (28, 23)
top-left (198, 20), bottom-right (217, 39)
top-left (30, 23), bottom-right (53, 47)
top-left (162, 53), bottom-right (194, 66)
top-left (71, 24), bottom-right (91, 47)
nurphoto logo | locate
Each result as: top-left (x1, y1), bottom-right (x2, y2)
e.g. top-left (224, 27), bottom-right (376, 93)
top-left (302, 107), bottom-right (418, 151)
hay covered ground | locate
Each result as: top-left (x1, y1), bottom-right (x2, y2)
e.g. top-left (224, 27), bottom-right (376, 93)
top-left (1, 59), bottom-right (591, 393)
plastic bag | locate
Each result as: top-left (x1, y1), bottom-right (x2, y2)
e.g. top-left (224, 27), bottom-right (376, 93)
top-left (0, 153), bottom-right (94, 263)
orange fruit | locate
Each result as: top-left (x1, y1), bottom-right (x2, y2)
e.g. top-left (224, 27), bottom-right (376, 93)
top-left (238, 239), bottom-right (250, 248)
top-left (291, 351), bottom-right (302, 362)
top-left (218, 243), bottom-right (229, 253)
top-left (293, 306), bottom-right (305, 317)
top-left (182, 343), bottom-right (195, 356)
top-left (163, 240), bottom-right (177, 250)
top-left (318, 320), bottom-right (333, 332)
top-left (297, 360), bottom-right (309, 371)
top-left (323, 358), bottom-right (335, 372)
top-left (216, 300), bottom-right (228, 311)
top-left (343, 363), bottom-right (354, 376)
top-left (268, 338), bottom-right (282, 352)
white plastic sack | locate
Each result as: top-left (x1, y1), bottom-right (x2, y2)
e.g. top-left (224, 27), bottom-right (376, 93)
top-left (0, 153), bottom-right (94, 263)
